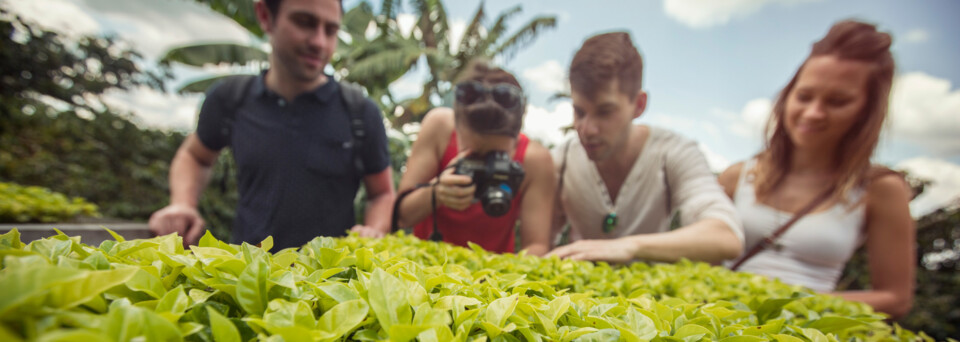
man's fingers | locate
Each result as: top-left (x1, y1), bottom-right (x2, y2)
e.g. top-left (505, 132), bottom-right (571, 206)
top-left (161, 217), bottom-right (176, 237)
top-left (547, 245), bottom-right (573, 259)
top-left (184, 217), bottom-right (205, 246)
top-left (351, 226), bottom-right (386, 238)
top-left (549, 242), bottom-right (598, 261)
top-left (176, 216), bottom-right (190, 236)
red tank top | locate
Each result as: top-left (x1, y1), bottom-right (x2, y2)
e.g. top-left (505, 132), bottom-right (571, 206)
top-left (413, 131), bottom-right (529, 253)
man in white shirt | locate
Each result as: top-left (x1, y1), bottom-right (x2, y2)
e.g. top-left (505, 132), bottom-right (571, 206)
top-left (547, 32), bottom-right (743, 264)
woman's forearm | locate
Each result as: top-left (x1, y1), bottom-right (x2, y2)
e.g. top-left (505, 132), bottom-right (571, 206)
top-left (835, 290), bottom-right (912, 320)
top-left (396, 184), bottom-right (435, 228)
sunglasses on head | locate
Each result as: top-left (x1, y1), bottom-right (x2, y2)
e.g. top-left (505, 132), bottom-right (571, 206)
top-left (454, 81), bottom-right (525, 110)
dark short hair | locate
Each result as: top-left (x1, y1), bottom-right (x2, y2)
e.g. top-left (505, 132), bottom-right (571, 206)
top-left (569, 31), bottom-right (643, 99)
top-left (262, 0), bottom-right (343, 17)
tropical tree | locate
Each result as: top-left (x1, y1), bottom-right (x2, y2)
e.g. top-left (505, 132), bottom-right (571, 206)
top-left (160, 0), bottom-right (267, 93)
top-left (342, 0), bottom-right (557, 125)
top-left (165, 0), bottom-right (557, 126)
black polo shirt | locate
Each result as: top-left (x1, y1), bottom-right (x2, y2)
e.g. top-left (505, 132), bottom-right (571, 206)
top-left (196, 73), bottom-right (390, 250)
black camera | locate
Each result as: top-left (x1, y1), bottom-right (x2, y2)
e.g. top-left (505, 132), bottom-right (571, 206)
top-left (453, 151), bottom-right (525, 217)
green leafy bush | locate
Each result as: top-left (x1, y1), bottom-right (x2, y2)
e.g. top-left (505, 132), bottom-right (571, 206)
top-left (0, 182), bottom-right (99, 223)
top-left (839, 205), bottom-right (960, 340)
top-left (0, 230), bottom-right (933, 341)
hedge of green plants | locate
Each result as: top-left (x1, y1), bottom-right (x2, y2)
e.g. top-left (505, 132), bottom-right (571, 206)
top-left (0, 230), bottom-right (933, 342)
top-left (0, 182), bottom-right (99, 223)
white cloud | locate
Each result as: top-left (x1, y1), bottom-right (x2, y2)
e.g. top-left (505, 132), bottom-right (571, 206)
top-left (387, 58), bottom-right (433, 103)
top-left (79, 0), bottom-right (254, 60)
top-left (895, 157), bottom-right (960, 216)
top-left (397, 13), bottom-right (417, 38)
top-left (523, 101), bottom-right (573, 147)
top-left (522, 60), bottom-right (567, 94)
top-left (903, 29), bottom-right (930, 44)
top-left (645, 111), bottom-right (726, 143)
top-left (719, 72), bottom-right (960, 158)
top-left (698, 143), bottom-right (731, 173)
top-left (889, 72), bottom-right (960, 156)
top-left (663, 0), bottom-right (820, 29)
top-left (448, 19), bottom-right (468, 54)
top-left (719, 98), bottom-right (771, 141)
top-left (8, 0), bottom-right (255, 62)
top-left (4, 0), bottom-right (100, 36)
top-left (101, 86), bottom-right (203, 131)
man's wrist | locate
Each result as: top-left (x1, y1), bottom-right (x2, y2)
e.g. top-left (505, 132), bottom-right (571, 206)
top-left (624, 235), bottom-right (648, 260)
top-left (169, 201), bottom-right (198, 210)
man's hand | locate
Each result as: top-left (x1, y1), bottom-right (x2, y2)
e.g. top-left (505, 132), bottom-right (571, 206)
top-left (546, 238), bottom-right (638, 264)
top-left (148, 204), bottom-right (206, 246)
top-left (350, 224), bottom-right (386, 238)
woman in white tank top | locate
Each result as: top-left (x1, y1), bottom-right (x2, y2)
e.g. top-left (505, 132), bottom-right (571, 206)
top-left (717, 20), bottom-right (915, 319)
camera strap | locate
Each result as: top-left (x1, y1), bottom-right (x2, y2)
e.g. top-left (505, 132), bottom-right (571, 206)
top-left (430, 181), bottom-right (443, 241)
top-left (390, 164), bottom-right (456, 242)
top-left (390, 183), bottom-right (432, 233)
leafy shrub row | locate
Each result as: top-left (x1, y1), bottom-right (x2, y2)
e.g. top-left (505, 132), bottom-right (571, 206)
top-left (0, 230), bottom-right (933, 341)
top-left (0, 182), bottom-right (99, 223)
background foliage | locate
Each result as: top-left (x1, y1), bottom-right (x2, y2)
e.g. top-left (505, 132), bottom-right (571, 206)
top-left (0, 182), bottom-right (99, 223)
top-left (838, 204), bottom-right (960, 341)
top-left (0, 9), bottom-right (236, 238)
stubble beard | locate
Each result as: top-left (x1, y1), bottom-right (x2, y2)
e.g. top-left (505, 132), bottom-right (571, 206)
top-left (276, 47), bottom-right (327, 84)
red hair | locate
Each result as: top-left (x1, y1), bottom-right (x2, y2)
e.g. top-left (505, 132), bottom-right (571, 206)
top-left (755, 20), bottom-right (895, 203)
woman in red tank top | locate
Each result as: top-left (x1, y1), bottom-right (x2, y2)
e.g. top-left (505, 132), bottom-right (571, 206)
top-left (392, 61), bottom-right (555, 256)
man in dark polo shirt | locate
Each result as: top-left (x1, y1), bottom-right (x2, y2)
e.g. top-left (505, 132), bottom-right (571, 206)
top-left (148, 0), bottom-right (395, 250)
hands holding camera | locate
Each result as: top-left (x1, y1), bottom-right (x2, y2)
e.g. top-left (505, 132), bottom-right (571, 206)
top-left (434, 151), bottom-right (476, 211)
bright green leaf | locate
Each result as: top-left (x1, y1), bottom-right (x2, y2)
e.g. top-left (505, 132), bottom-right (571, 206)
top-left (208, 306), bottom-right (241, 342)
top-left (237, 257), bottom-right (271, 316)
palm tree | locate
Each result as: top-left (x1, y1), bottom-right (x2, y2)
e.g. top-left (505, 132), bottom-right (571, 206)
top-left (158, 0), bottom-right (266, 93)
top-left (160, 0), bottom-right (412, 96)
top-left (162, 0), bottom-right (557, 126)
top-left (349, 0), bottom-right (557, 125)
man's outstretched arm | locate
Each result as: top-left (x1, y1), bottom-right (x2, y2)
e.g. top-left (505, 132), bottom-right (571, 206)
top-left (352, 167), bottom-right (396, 237)
top-left (549, 138), bottom-right (742, 264)
top-left (149, 133), bottom-right (220, 245)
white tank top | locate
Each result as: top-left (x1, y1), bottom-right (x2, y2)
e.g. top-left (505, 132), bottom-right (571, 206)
top-left (731, 160), bottom-right (866, 292)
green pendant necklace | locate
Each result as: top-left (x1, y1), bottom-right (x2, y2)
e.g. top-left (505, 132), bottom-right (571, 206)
top-left (602, 212), bottom-right (618, 234)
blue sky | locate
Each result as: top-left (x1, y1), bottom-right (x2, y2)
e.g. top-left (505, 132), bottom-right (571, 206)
top-left (5, 0), bottom-right (959, 215)
top-left (432, 0), bottom-right (960, 164)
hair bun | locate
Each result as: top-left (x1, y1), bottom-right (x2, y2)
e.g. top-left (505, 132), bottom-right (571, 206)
top-left (812, 20), bottom-right (892, 61)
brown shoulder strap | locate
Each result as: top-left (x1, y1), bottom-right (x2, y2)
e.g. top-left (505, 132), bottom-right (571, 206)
top-left (730, 185), bottom-right (837, 271)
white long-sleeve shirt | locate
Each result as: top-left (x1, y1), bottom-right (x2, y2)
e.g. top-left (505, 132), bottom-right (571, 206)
top-left (553, 126), bottom-right (744, 243)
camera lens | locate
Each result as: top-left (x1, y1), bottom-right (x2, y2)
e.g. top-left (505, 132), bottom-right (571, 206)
top-left (481, 184), bottom-right (513, 217)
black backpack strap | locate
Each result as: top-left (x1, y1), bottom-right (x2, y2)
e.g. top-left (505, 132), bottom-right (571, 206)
top-left (338, 81), bottom-right (370, 177)
top-left (218, 74), bottom-right (258, 142)
top-left (214, 74), bottom-right (256, 193)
